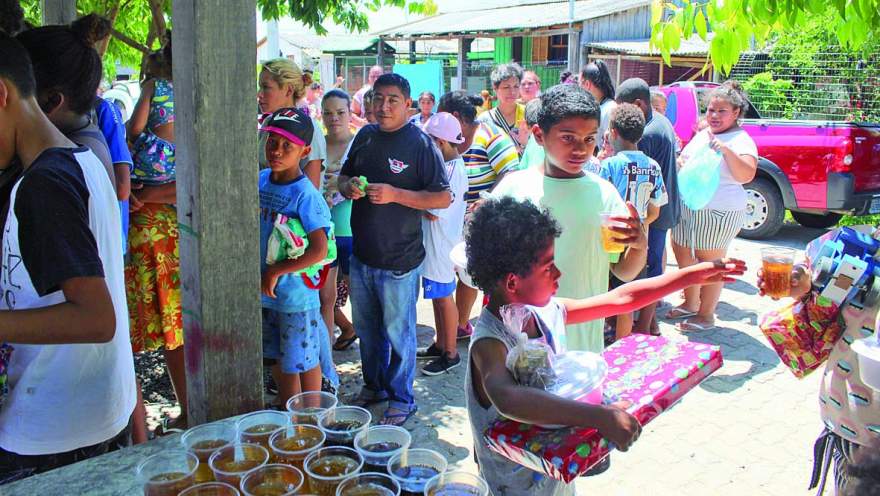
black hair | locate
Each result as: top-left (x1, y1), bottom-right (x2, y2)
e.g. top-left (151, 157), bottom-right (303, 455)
top-left (0, 32), bottom-right (35, 96)
top-left (16, 14), bottom-right (111, 115)
top-left (524, 98), bottom-right (541, 127)
top-left (465, 196), bottom-right (562, 293)
top-left (0, 0), bottom-right (26, 35)
top-left (581, 60), bottom-right (615, 101)
top-left (490, 63), bottom-right (523, 88)
top-left (842, 447), bottom-right (880, 496)
top-left (559, 70), bottom-right (573, 85)
top-left (373, 73), bottom-right (411, 99)
top-left (616, 78), bottom-right (651, 106)
top-left (610, 102), bottom-right (645, 144)
top-left (437, 90), bottom-right (483, 125)
top-left (536, 84), bottom-right (600, 133)
top-left (418, 91), bottom-right (435, 102)
top-left (363, 88), bottom-right (374, 103)
top-left (322, 88), bottom-right (351, 106)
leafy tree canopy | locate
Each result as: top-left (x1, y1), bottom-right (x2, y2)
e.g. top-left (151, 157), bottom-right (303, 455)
top-left (649, 0), bottom-right (880, 74)
top-left (20, 0), bottom-right (436, 77)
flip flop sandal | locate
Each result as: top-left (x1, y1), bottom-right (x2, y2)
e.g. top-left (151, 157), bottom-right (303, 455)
top-left (333, 334), bottom-right (358, 351)
top-left (676, 320), bottom-right (716, 332)
top-left (379, 406), bottom-right (418, 427)
top-left (665, 307), bottom-right (698, 320)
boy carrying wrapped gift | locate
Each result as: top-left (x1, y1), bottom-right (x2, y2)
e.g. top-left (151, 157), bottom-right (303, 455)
top-left (758, 226), bottom-right (880, 495)
top-left (464, 196), bottom-right (745, 495)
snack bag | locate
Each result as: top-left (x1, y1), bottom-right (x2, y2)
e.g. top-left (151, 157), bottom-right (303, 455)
top-left (760, 288), bottom-right (844, 379)
top-left (265, 214), bottom-right (337, 276)
top-left (501, 304), bottom-right (558, 390)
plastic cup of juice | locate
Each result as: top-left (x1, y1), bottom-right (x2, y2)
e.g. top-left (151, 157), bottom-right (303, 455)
top-left (599, 211), bottom-right (627, 254)
top-left (208, 442), bottom-right (270, 488)
top-left (761, 247), bottom-right (795, 299)
top-left (136, 450), bottom-right (199, 496)
top-left (181, 421), bottom-right (237, 483)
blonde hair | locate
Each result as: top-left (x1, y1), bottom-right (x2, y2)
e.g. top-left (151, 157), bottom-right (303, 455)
top-left (261, 58), bottom-right (306, 102)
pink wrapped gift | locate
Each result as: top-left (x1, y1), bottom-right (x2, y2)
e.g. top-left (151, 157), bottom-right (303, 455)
top-left (484, 335), bottom-right (723, 482)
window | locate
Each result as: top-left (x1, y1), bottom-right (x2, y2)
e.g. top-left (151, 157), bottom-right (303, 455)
top-left (549, 35), bottom-right (568, 62)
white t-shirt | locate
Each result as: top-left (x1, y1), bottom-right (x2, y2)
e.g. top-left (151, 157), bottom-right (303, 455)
top-left (0, 147), bottom-right (135, 455)
top-left (682, 128), bottom-right (758, 211)
top-left (353, 85), bottom-right (371, 118)
top-left (422, 157), bottom-right (468, 283)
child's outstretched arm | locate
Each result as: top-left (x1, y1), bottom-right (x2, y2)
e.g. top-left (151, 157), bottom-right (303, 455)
top-left (262, 228), bottom-right (328, 298)
top-left (561, 259), bottom-right (746, 325)
top-left (471, 339), bottom-right (642, 451)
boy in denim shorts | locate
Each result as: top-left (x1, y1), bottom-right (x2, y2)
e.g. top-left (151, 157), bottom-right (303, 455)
top-left (259, 108), bottom-right (333, 405)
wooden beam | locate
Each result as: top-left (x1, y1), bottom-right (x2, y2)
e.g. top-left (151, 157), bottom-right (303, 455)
top-left (455, 38), bottom-right (467, 90)
top-left (41, 0), bottom-right (76, 25)
top-left (172, 0), bottom-right (264, 425)
top-left (378, 27), bottom-right (574, 42)
top-left (658, 61), bottom-right (664, 86)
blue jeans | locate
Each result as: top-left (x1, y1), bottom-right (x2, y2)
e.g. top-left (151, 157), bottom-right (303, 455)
top-left (350, 256), bottom-right (420, 412)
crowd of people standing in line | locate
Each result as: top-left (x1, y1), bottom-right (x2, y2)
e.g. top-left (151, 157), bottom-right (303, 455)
top-left (10, 6), bottom-right (878, 494)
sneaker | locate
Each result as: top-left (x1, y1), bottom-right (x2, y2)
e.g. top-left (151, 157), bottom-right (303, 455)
top-left (421, 353), bottom-right (461, 376)
top-left (417, 343), bottom-right (443, 360)
top-left (456, 323), bottom-right (473, 340)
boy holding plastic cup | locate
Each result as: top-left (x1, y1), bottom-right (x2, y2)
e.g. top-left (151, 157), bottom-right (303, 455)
top-left (491, 84), bottom-right (647, 353)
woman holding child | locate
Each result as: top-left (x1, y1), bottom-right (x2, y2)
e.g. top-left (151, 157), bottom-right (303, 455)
top-left (669, 81), bottom-right (758, 332)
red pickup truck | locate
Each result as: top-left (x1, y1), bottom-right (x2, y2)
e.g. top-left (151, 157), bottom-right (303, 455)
top-left (659, 82), bottom-right (880, 239)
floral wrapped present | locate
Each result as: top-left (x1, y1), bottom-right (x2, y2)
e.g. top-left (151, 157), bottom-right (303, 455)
top-left (484, 335), bottom-right (722, 483)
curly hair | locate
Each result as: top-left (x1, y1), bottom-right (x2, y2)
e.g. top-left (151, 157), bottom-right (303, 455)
top-left (524, 98), bottom-right (542, 127)
top-left (610, 102), bottom-right (646, 144)
top-left (465, 197), bottom-right (561, 292)
top-left (536, 83), bottom-right (599, 133)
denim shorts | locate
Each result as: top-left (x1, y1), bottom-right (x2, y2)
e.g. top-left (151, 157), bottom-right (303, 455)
top-left (261, 307), bottom-right (324, 374)
top-left (422, 277), bottom-right (456, 299)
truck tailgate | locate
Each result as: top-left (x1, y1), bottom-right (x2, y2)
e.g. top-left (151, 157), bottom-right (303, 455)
top-left (850, 124), bottom-right (880, 192)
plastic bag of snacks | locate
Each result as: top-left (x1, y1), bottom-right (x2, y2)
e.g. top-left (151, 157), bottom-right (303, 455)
top-left (265, 214), bottom-right (337, 275)
top-left (501, 305), bottom-right (558, 390)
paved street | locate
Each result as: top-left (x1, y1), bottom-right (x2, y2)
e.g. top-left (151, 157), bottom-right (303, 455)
top-left (333, 223), bottom-right (829, 495)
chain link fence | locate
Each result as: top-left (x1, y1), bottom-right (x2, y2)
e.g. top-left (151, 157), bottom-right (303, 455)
top-left (728, 50), bottom-right (880, 122)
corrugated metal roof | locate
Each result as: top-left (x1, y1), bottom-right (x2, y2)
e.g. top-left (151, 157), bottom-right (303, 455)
top-left (375, 0), bottom-right (652, 38)
top-left (587, 35), bottom-right (713, 57)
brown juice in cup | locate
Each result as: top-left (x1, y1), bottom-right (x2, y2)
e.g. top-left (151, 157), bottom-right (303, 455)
top-left (191, 439), bottom-right (228, 483)
top-left (761, 247), bottom-right (795, 299)
top-left (307, 455), bottom-right (360, 495)
top-left (273, 428), bottom-right (324, 471)
top-left (600, 225), bottom-right (625, 253)
top-left (241, 423), bottom-right (283, 450)
top-left (144, 472), bottom-right (195, 496)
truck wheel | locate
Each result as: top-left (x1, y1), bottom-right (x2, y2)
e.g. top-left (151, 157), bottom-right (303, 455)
top-left (740, 178), bottom-right (784, 239)
top-left (791, 211), bottom-right (843, 229)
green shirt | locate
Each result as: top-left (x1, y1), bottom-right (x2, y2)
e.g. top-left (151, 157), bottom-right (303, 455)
top-left (492, 167), bottom-right (627, 352)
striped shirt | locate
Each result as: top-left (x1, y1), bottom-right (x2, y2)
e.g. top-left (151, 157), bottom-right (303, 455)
top-left (463, 121), bottom-right (521, 203)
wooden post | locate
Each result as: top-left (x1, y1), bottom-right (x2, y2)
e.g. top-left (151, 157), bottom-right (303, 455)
top-left (616, 54), bottom-right (622, 86)
top-left (409, 40), bottom-right (416, 64)
top-left (456, 38), bottom-right (468, 91)
top-left (172, 0), bottom-right (264, 425)
top-left (377, 38), bottom-right (385, 66)
top-left (659, 62), bottom-right (664, 86)
top-left (41, 0), bottom-right (76, 25)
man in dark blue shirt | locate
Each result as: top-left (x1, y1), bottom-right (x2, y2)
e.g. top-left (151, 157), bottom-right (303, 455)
top-left (617, 78), bottom-right (680, 334)
top-left (339, 74), bottom-right (451, 426)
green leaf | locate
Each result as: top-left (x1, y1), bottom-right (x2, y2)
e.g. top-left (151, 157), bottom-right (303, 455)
top-left (664, 21), bottom-right (682, 51)
top-left (695, 8), bottom-right (708, 39)
top-left (651, 0), bottom-right (665, 24)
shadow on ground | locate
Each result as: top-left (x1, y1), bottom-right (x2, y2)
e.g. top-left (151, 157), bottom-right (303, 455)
top-left (674, 323), bottom-right (780, 393)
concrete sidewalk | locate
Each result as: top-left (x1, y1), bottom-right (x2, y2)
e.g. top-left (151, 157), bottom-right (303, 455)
top-left (333, 224), bottom-right (830, 495)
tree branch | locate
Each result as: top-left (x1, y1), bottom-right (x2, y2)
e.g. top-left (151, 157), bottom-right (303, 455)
top-left (110, 27), bottom-right (149, 54)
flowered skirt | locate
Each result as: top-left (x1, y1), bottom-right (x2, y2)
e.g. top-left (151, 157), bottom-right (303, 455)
top-left (126, 203), bottom-right (183, 352)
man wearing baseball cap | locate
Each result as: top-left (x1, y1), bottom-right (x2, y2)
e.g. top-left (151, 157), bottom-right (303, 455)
top-left (417, 112), bottom-right (470, 375)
